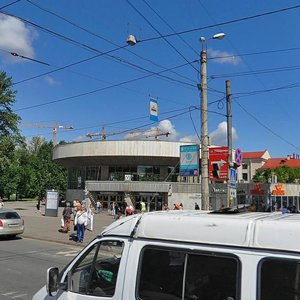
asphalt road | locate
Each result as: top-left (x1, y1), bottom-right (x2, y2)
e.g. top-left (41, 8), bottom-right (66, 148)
top-left (0, 237), bottom-right (81, 300)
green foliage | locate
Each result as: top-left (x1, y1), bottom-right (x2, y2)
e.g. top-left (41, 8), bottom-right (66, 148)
top-left (253, 166), bottom-right (300, 183)
top-left (0, 71), bottom-right (24, 198)
top-left (0, 71), bottom-right (67, 199)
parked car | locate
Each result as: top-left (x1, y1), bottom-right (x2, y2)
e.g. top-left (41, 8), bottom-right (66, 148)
top-left (0, 208), bottom-right (24, 238)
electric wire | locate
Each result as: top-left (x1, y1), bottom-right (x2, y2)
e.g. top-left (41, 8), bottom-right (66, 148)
top-left (0, 0), bottom-right (20, 9)
top-left (234, 98), bottom-right (300, 151)
top-left (210, 64), bottom-right (300, 79)
top-left (209, 46), bottom-right (300, 61)
top-left (0, 10), bottom-right (196, 87)
top-left (138, 5), bottom-right (300, 43)
top-left (0, 48), bottom-right (50, 65)
top-left (14, 60), bottom-right (197, 112)
top-left (142, 0), bottom-right (198, 56)
top-left (126, 0), bottom-right (198, 73)
top-left (25, 0), bottom-right (195, 85)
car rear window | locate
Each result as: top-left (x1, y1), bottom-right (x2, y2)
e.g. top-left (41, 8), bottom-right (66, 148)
top-left (0, 212), bottom-right (20, 219)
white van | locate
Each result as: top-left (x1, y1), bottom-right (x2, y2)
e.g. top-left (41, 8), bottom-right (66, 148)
top-left (33, 210), bottom-right (300, 300)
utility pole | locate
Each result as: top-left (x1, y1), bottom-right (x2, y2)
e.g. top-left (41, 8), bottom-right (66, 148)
top-left (226, 80), bottom-right (234, 207)
top-left (200, 47), bottom-right (210, 210)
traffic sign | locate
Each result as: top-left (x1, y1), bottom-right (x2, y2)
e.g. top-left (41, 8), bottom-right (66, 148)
top-left (229, 168), bottom-right (236, 188)
top-left (235, 148), bottom-right (243, 166)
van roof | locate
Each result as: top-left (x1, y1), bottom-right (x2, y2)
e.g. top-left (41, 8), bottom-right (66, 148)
top-left (101, 211), bottom-right (300, 253)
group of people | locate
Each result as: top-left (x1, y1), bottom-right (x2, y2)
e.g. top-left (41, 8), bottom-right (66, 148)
top-left (61, 199), bottom-right (95, 243)
top-left (174, 203), bottom-right (184, 210)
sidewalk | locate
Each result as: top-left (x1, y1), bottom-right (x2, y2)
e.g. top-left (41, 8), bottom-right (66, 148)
top-left (4, 201), bottom-right (116, 247)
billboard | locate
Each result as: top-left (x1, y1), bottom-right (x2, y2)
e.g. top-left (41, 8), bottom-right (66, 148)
top-left (180, 145), bottom-right (199, 176)
top-left (209, 146), bottom-right (229, 181)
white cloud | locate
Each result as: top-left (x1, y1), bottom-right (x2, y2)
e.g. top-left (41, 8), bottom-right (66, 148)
top-left (0, 15), bottom-right (36, 62)
top-left (179, 134), bottom-right (199, 143)
top-left (210, 121), bottom-right (238, 145)
top-left (45, 76), bottom-right (60, 86)
top-left (208, 48), bottom-right (241, 66)
top-left (124, 119), bottom-right (178, 141)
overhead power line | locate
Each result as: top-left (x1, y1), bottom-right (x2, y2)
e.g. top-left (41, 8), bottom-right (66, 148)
top-left (25, 0), bottom-right (194, 84)
top-left (141, 0), bottom-right (198, 56)
top-left (0, 48), bottom-right (50, 65)
top-left (14, 60), bottom-right (197, 112)
top-left (234, 99), bottom-right (300, 151)
top-left (138, 5), bottom-right (300, 43)
top-left (210, 64), bottom-right (300, 79)
top-left (0, 0), bottom-right (20, 9)
top-left (126, 0), bottom-right (198, 73)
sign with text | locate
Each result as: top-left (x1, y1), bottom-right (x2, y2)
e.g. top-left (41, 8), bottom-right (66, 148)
top-left (209, 146), bottom-right (229, 181)
top-left (180, 145), bottom-right (199, 176)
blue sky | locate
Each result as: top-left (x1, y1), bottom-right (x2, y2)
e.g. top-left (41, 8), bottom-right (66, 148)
top-left (1, 0), bottom-right (300, 158)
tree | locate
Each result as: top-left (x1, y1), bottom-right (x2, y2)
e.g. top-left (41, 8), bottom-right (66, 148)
top-left (0, 71), bottom-right (23, 198)
top-left (32, 141), bottom-right (67, 199)
top-left (253, 166), bottom-right (300, 183)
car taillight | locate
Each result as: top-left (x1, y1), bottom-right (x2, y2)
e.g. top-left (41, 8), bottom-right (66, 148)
top-left (0, 219), bottom-right (3, 227)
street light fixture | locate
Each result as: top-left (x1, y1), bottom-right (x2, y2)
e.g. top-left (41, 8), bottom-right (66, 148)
top-left (199, 33), bottom-right (225, 211)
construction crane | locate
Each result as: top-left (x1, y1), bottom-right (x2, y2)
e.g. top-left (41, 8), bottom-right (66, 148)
top-left (19, 123), bottom-right (73, 145)
top-left (86, 127), bottom-right (170, 141)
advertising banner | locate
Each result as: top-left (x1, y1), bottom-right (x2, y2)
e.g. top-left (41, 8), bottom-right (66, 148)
top-left (180, 145), bottom-right (199, 176)
top-left (209, 146), bottom-right (229, 181)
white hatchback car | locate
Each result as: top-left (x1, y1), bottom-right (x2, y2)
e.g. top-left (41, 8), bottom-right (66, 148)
top-left (0, 208), bottom-right (24, 238)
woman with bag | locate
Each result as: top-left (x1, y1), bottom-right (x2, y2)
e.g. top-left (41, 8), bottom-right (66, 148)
top-left (74, 204), bottom-right (88, 243)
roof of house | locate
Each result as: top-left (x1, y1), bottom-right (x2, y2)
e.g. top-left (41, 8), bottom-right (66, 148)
top-left (242, 150), bottom-right (268, 159)
top-left (262, 158), bottom-right (300, 169)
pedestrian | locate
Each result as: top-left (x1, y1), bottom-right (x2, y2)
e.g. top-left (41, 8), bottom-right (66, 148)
top-left (87, 203), bottom-right (95, 231)
top-left (195, 202), bottom-right (200, 210)
top-left (125, 204), bottom-right (133, 216)
top-left (140, 200), bottom-right (146, 213)
top-left (164, 204), bottom-right (169, 211)
top-left (96, 200), bottom-right (101, 214)
top-left (281, 205), bottom-right (290, 214)
top-left (62, 202), bottom-right (73, 233)
top-left (73, 199), bottom-right (81, 219)
top-left (74, 204), bottom-right (88, 243)
top-left (179, 203), bottom-right (183, 210)
top-left (0, 198), bottom-right (4, 208)
top-left (36, 199), bottom-right (41, 213)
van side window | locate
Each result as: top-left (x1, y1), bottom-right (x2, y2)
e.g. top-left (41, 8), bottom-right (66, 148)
top-left (137, 247), bottom-right (240, 300)
top-left (69, 240), bottom-right (124, 297)
top-left (259, 258), bottom-right (300, 300)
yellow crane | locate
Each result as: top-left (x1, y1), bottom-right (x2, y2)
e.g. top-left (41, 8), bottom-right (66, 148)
top-left (19, 123), bottom-right (73, 145)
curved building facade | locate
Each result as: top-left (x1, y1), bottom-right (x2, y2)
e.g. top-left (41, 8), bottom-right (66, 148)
top-left (53, 140), bottom-right (201, 210)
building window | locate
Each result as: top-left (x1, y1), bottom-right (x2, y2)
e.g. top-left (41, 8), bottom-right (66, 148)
top-left (242, 173), bottom-right (248, 181)
top-left (242, 164), bottom-right (248, 170)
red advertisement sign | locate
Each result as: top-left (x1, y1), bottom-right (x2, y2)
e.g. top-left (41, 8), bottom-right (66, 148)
top-left (209, 146), bottom-right (229, 181)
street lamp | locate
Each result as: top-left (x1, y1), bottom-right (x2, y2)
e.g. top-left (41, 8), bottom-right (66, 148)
top-left (199, 33), bottom-right (225, 211)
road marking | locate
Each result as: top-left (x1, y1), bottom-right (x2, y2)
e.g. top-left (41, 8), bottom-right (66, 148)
top-left (56, 250), bottom-right (79, 257)
top-left (12, 293), bottom-right (29, 298)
